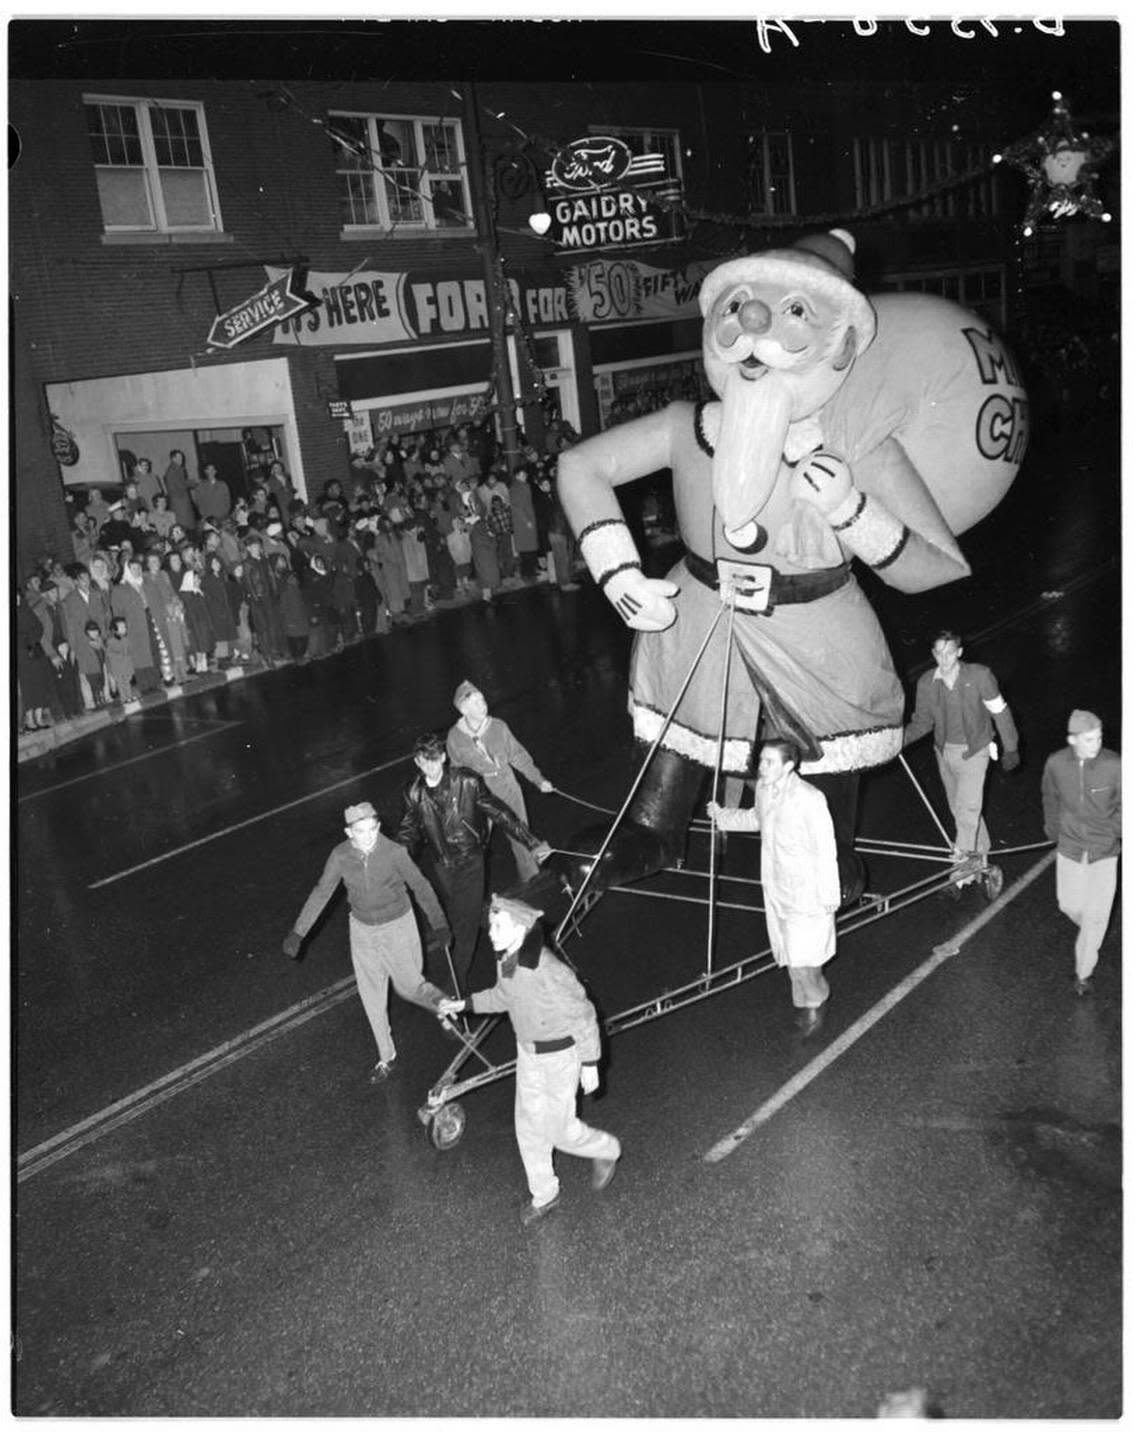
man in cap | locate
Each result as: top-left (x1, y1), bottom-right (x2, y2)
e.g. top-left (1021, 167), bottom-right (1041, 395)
top-left (438, 893), bottom-right (621, 1226)
top-left (903, 629), bottom-right (1020, 894)
top-left (1041, 710), bottom-right (1121, 995)
top-left (447, 679), bottom-right (555, 881)
top-left (283, 801), bottom-right (453, 1083)
top-left (397, 733), bottom-right (553, 994)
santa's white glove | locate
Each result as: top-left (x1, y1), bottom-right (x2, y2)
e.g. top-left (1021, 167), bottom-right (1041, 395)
top-left (579, 1064), bottom-right (600, 1095)
top-left (437, 997), bottom-right (466, 1020)
top-left (603, 568), bottom-right (679, 632)
top-left (790, 450), bottom-right (854, 517)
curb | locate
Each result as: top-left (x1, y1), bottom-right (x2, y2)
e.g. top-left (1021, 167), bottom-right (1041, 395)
top-left (16, 663), bottom-right (260, 764)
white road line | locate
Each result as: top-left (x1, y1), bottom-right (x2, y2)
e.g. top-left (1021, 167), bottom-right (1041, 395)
top-left (16, 976), bottom-right (358, 1182)
top-left (18, 723), bottom-right (243, 802)
top-left (88, 752), bottom-right (412, 890)
top-left (703, 848), bottom-right (1056, 1164)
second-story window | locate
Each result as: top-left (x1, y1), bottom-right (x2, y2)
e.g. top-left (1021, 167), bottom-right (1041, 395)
top-left (85, 96), bottom-right (221, 233)
top-left (593, 126), bottom-right (684, 183)
top-left (853, 136), bottom-right (997, 220)
top-left (330, 112), bottom-right (472, 232)
top-left (748, 131), bottom-right (797, 216)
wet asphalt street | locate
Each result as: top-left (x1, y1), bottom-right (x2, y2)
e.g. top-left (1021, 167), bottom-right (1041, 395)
top-left (13, 419), bottom-right (1122, 1417)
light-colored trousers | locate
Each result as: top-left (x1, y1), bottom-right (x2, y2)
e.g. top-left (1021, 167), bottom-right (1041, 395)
top-left (765, 902), bottom-right (836, 1008)
top-left (348, 910), bottom-right (444, 1063)
top-left (935, 742), bottom-right (991, 862)
top-left (485, 772), bottom-right (539, 882)
top-left (1056, 853), bottom-right (1119, 981)
top-left (515, 1045), bottom-right (621, 1208)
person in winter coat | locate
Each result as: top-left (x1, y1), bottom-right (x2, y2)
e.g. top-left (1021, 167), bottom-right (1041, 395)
top-left (275, 553), bottom-right (313, 661)
top-left (110, 556), bottom-right (162, 693)
top-left (468, 501), bottom-right (500, 601)
top-left (1041, 710), bottom-right (1122, 995)
top-left (201, 550), bottom-right (239, 663)
top-left (104, 616), bottom-right (136, 702)
top-left (446, 516), bottom-right (474, 592)
top-left (708, 738), bottom-right (841, 1036)
top-left (191, 463), bottom-right (232, 526)
top-left (400, 518), bottom-right (431, 616)
top-left (373, 517), bottom-right (410, 622)
top-left (447, 680), bottom-right (555, 881)
top-left (397, 733), bottom-right (552, 993)
top-left (509, 468), bottom-right (540, 580)
top-left (283, 801), bottom-right (453, 1084)
top-left (16, 585), bottom-right (61, 728)
top-left (142, 549), bottom-right (178, 679)
top-left (437, 893), bottom-right (621, 1226)
top-left (903, 630), bottom-right (1019, 893)
top-left (240, 533), bottom-right (286, 663)
top-left (162, 449), bottom-right (198, 531)
top-left (61, 564), bottom-right (110, 709)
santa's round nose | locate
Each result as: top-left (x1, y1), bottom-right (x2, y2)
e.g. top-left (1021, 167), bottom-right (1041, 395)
top-left (738, 298), bottom-right (772, 333)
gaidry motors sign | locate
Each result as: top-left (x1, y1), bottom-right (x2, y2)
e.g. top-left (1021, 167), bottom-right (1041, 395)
top-left (543, 136), bottom-right (685, 254)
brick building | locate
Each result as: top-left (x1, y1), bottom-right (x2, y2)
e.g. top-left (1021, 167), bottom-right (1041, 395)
top-left (9, 21), bottom-right (1118, 575)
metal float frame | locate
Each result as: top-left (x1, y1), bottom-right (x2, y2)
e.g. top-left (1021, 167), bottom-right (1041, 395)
top-left (416, 752), bottom-right (1031, 1149)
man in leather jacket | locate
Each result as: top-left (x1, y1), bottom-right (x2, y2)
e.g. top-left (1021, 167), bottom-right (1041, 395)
top-left (397, 732), bottom-right (552, 992)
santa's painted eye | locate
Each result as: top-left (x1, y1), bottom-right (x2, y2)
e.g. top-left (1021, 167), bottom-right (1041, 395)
top-left (786, 300), bottom-right (808, 319)
top-left (724, 298), bottom-right (741, 315)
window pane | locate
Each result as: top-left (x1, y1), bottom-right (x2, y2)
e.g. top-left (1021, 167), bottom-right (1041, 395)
top-left (377, 119), bottom-right (415, 167)
top-left (150, 105), bottom-right (203, 168)
top-left (95, 167), bottom-right (153, 228)
top-left (158, 167), bottom-right (212, 226)
top-left (340, 173), bottom-right (379, 226)
top-left (423, 122), bottom-right (459, 172)
top-left (87, 102), bottom-right (142, 166)
top-left (426, 177), bottom-right (468, 228)
top-left (385, 168), bottom-right (422, 222)
top-left (330, 115), bottom-right (370, 171)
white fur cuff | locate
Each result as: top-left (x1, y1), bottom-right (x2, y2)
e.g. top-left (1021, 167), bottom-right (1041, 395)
top-left (580, 520), bottom-right (642, 588)
top-left (828, 490), bottom-right (909, 570)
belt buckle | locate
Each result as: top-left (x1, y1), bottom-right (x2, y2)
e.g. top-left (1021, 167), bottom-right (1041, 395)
top-left (716, 557), bottom-right (773, 614)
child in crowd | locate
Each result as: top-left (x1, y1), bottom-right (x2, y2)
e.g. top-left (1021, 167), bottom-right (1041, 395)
top-left (105, 616), bottom-right (135, 701)
top-left (446, 516), bottom-right (474, 592)
top-left (83, 621), bottom-right (111, 706)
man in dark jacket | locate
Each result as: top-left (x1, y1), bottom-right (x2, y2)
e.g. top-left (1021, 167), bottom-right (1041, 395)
top-left (397, 733), bottom-right (552, 992)
top-left (1041, 710), bottom-right (1121, 995)
top-left (283, 801), bottom-right (452, 1083)
top-left (903, 628), bottom-right (1020, 892)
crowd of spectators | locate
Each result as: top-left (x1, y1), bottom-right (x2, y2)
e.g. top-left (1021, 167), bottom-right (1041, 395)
top-left (17, 417), bottom-right (585, 736)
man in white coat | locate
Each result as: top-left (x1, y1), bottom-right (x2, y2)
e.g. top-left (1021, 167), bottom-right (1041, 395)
top-left (708, 737), bottom-right (841, 1035)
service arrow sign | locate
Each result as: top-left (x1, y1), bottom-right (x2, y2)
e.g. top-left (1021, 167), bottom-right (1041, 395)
top-left (207, 267), bottom-right (316, 350)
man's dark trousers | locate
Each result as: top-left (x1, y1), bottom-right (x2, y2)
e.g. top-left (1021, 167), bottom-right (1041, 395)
top-left (427, 853), bottom-right (485, 994)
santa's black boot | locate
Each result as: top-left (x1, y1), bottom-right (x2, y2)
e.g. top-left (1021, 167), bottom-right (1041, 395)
top-left (549, 746), bottom-right (709, 900)
top-left (800, 769), bottom-right (866, 908)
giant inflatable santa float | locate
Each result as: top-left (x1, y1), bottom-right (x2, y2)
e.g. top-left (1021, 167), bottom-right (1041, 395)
top-left (555, 228), bottom-right (1028, 902)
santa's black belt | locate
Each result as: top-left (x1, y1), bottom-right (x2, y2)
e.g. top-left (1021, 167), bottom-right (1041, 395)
top-left (684, 553), bottom-right (850, 608)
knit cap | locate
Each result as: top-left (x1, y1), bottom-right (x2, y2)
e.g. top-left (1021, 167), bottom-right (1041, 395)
top-left (453, 679), bottom-right (480, 709)
top-left (1067, 709), bottom-right (1101, 735)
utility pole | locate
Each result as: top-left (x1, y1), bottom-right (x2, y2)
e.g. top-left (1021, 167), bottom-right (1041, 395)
top-left (463, 82), bottom-right (523, 472)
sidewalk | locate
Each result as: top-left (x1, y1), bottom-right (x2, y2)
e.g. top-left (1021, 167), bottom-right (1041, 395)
top-left (15, 659), bottom-right (266, 764)
top-left (15, 569), bottom-right (588, 766)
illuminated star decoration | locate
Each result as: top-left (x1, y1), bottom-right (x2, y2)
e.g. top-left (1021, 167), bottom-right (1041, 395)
top-left (994, 91), bottom-right (1116, 237)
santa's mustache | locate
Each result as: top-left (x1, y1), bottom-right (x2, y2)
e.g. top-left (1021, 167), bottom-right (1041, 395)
top-left (711, 334), bottom-right (808, 370)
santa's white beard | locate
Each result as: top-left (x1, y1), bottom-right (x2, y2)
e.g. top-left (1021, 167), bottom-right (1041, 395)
top-left (711, 369), bottom-right (796, 533)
